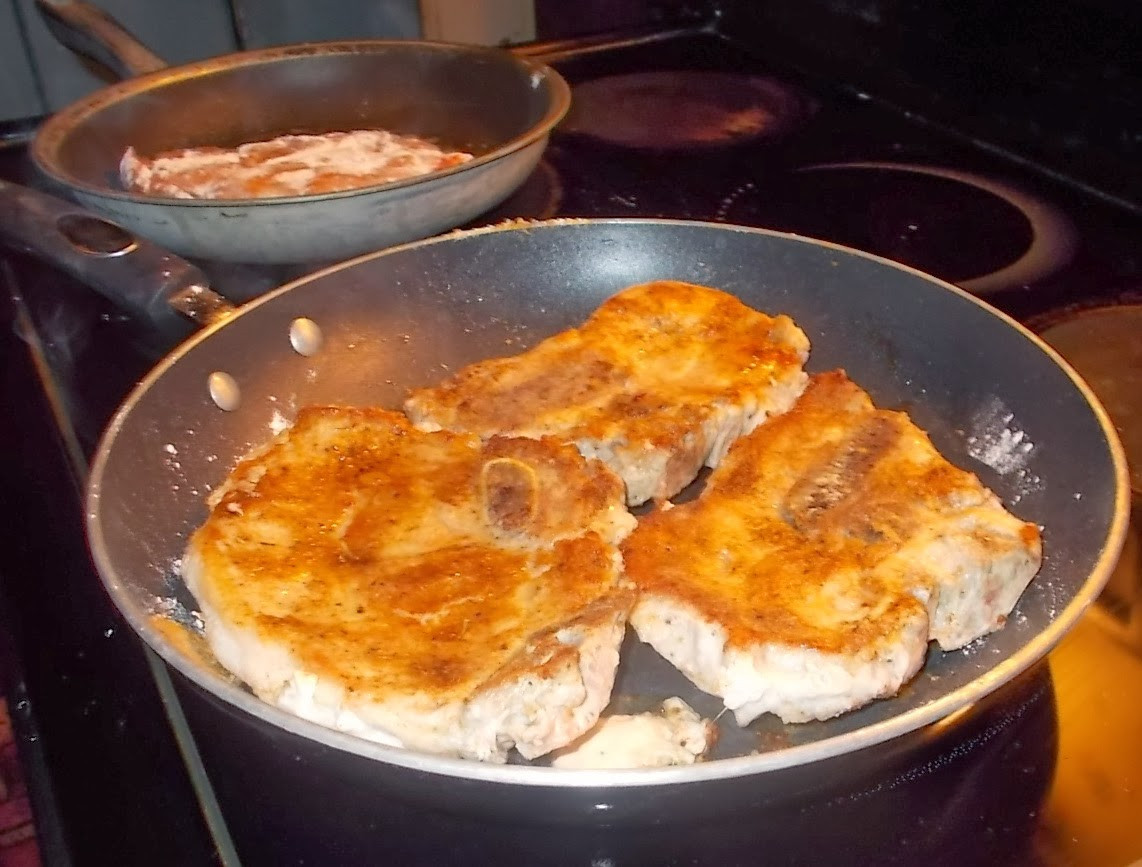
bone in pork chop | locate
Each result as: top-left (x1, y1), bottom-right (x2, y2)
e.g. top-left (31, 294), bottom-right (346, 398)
top-left (183, 406), bottom-right (636, 762)
top-left (622, 371), bottom-right (1043, 725)
top-left (404, 280), bottom-right (811, 506)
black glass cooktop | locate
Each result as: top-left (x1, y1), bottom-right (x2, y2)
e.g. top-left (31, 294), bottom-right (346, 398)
top-left (1, 21), bottom-right (1140, 867)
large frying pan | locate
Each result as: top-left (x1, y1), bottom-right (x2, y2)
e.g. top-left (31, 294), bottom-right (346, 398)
top-left (26, 0), bottom-right (570, 264)
top-left (0, 181), bottom-right (1128, 824)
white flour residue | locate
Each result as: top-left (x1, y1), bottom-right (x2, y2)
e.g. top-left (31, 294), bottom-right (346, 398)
top-left (959, 636), bottom-right (985, 656)
top-left (966, 397), bottom-right (1035, 474)
top-left (269, 409), bottom-right (291, 435)
top-left (268, 393), bottom-right (301, 434)
top-left (1008, 466), bottom-right (1044, 505)
top-left (163, 442), bottom-right (184, 481)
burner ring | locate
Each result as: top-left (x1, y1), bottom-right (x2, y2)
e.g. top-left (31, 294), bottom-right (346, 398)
top-left (716, 162), bottom-right (1079, 294)
top-left (804, 163), bottom-right (1079, 294)
top-left (558, 71), bottom-right (814, 150)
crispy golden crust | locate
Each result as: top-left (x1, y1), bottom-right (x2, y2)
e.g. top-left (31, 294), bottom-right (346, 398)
top-left (406, 280), bottom-right (806, 438)
top-left (187, 406), bottom-right (632, 705)
top-left (623, 371), bottom-right (1043, 656)
top-left (404, 280), bottom-right (810, 502)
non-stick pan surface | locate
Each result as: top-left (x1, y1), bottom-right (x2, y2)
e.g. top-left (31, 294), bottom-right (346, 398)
top-left (86, 219), bottom-right (1128, 820)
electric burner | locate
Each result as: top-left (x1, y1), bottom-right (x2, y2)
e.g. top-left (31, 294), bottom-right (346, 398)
top-left (716, 162), bottom-right (1078, 294)
top-left (558, 71), bottom-right (813, 149)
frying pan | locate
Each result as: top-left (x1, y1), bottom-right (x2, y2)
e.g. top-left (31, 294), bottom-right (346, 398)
top-left (0, 180), bottom-right (1128, 825)
top-left (26, 0), bottom-right (570, 264)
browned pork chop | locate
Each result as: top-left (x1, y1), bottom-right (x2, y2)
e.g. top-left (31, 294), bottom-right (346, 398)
top-left (623, 371), bottom-right (1042, 725)
top-left (404, 280), bottom-right (811, 506)
top-left (183, 406), bottom-right (636, 762)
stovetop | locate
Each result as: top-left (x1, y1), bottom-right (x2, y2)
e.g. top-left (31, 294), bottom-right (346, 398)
top-left (1, 21), bottom-right (1140, 867)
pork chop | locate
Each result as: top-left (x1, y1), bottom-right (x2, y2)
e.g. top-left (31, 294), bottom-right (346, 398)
top-left (622, 371), bottom-right (1043, 725)
top-left (183, 406), bottom-right (636, 762)
top-left (121, 129), bottom-right (472, 199)
top-left (404, 280), bottom-right (810, 506)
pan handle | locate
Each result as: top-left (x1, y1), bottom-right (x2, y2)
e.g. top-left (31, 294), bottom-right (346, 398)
top-left (35, 0), bottom-right (168, 80)
top-left (0, 180), bottom-right (235, 337)
top-left (0, 116), bottom-right (44, 151)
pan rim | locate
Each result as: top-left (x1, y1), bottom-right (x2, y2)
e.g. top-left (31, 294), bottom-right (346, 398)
top-left (31, 39), bottom-right (571, 208)
top-left (85, 217), bottom-right (1131, 788)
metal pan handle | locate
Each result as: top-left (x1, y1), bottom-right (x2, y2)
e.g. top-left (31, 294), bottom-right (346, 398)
top-left (0, 180), bottom-right (234, 337)
top-left (35, 0), bottom-right (168, 80)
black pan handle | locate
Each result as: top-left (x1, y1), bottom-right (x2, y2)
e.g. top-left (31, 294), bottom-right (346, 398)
top-left (0, 180), bottom-right (235, 337)
top-left (0, 116), bottom-right (46, 151)
top-left (35, 0), bottom-right (168, 80)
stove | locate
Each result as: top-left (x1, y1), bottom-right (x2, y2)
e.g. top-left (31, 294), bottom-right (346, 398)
top-left (1, 6), bottom-right (1140, 866)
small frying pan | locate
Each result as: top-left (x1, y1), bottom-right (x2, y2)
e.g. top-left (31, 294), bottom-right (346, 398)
top-left (27, 0), bottom-right (570, 264)
top-left (0, 180), bottom-right (1128, 824)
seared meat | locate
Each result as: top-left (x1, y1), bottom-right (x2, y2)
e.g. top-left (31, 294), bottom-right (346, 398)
top-left (404, 280), bottom-right (810, 506)
top-left (623, 371), bottom-right (1042, 725)
top-left (183, 406), bottom-right (635, 762)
